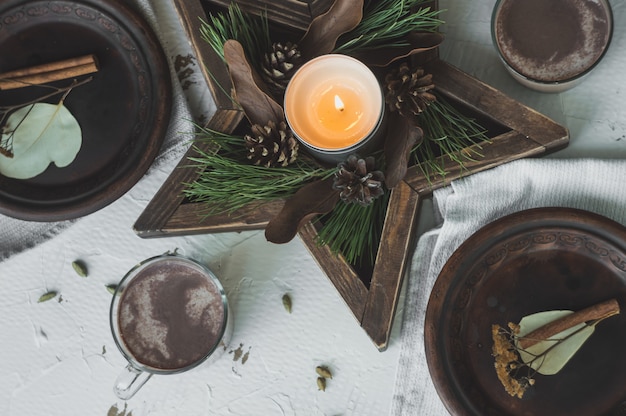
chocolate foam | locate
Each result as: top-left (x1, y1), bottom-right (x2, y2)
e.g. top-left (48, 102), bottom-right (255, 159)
top-left (117, 258), bottom-right (225, 370)
top-left (495, 0), bottom-right (611, 82)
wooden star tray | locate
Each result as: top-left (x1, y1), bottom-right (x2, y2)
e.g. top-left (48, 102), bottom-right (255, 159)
top-left (133, 0), bottom-right (569, 351)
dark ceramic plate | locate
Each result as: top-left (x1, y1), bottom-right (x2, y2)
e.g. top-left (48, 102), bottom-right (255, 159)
top-left (425, 207), bottom-right (626, 416)
top-left (0, 0), bottom-right (171, 221)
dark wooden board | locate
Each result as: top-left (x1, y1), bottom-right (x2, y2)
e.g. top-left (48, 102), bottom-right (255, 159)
top-left (134, 0), bottom-right (569, 351)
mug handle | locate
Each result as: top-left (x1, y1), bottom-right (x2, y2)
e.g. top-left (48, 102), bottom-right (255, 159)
top-left (113, 364), bottom-right (153, 400)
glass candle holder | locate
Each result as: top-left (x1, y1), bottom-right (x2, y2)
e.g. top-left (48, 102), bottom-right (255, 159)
top-left (284, 54), bottom-right (386, 164)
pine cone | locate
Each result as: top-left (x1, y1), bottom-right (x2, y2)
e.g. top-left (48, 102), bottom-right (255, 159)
top-left (244, 120), bottom-right (299, 167)
top-left (261, 42), bottom-right (303, 98)
top-left (333, 155), bottom-right (385, 206)
top-left (384, 62), bottom-right (436, 119)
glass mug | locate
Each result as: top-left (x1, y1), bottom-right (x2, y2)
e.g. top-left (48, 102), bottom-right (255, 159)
top-left (109, 253), bottom-right (232, 400)
top-left (490, 0), bottom-right (613, 92)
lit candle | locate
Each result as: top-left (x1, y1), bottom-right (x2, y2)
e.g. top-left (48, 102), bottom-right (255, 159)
top-left (284, 54), bottom-right (385, 163)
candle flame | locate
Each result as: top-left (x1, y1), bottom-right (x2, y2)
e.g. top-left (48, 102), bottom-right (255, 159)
top-left (334, 95), bottom-right (345, 112)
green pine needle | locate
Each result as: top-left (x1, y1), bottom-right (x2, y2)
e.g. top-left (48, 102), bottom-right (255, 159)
top-left (199, 3), bottom-right (272, 69)
top-left (335, 0), bottom-right (444, 54)
top-left (413, 93), bottom-right (489, 179)
top-left (192, 1), bottom-right (489, 268)
top-left (184, 127), bottom-right (333, 215)
top-left (198, 4), bottom-right (273, 102)
top-left (316, 192), bottom-right (389, 268)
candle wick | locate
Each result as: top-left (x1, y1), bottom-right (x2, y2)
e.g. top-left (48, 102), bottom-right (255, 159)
top-left (334, 94), bottom-right (345, 112)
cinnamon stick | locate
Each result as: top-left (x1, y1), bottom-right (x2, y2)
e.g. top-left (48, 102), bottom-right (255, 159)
top-left (0, 54), bottom-right (98, 90)
top-left (518, 298), bottom-right (620, 349)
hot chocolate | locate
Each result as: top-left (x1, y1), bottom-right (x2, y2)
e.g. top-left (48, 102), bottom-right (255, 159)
top-left (116, 257), bottom-right (226, 371)
top-left (493, 0), bottom-right (611, 86)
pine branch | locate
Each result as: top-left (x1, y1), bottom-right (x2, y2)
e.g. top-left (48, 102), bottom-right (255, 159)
top-left (198, 4), bottom-right (273, 103)
top-left (316, 190), bottom-right (389, 268)
top-left (412, 93), bottom-right (489, 180)
top-left (199, 3), bottom-right (272, 73)
top-left (334, 0), bottom-right (444, 54)
top-left (184, 128), bottom-right (333, 215)
top-left (192, 1), bottom-right (491, 267)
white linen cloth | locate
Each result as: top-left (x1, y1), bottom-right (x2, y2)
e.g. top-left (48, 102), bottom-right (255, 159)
top-left (391, 158), bottom-right (626, 415)
top-left (0, 0), bottom-right (215, 261)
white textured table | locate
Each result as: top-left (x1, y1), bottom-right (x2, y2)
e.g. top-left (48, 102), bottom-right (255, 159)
top-left (1, 1), bottom-right (624, 415)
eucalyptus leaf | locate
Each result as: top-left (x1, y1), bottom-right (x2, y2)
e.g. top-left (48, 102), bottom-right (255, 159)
top-left (0, 103), bottom-right (82, 179)
top-left (515, 310), bottom-right (594, 375)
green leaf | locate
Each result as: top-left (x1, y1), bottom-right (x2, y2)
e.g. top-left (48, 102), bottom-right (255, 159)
top-left (0, 102), bottom-right (82, 179)
top-left (515, 310), bottom-right (594, 375)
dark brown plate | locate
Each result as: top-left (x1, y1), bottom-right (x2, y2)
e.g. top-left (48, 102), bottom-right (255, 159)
top-left (0, 0), bottom-right (171, 221)
top-left (425, 207), bottom-right (626, 416)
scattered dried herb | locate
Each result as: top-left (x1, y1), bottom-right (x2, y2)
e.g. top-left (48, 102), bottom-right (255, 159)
top-left (108, 403), bottom-right (133, 416)
top-left (241, 349), bottom-right (250, 365)
top-left (282, 293), bottom-right (292, 313)
top-left (106, 284), bottom-right (118, 295)
top-left (71, 260), bottom-right (88, 277)
top-left (38, 291), bottom-right (57, 303)
top-left (231, 343), bottom-right (245, 361)
top-left (317, 376), bottom-right (326, 391)
top-left (316, 365), bottom-right (333, 379)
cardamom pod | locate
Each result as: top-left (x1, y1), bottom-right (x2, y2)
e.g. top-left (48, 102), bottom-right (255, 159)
top-left (105, 284), bottom-right (118, 295)
top-left (72, 260), bottom-right (88, 277)
top-left (317, 376), bottom-right (326, 391)
top-left (282, 293), bottom-right (292, 313)
top-left (38, 291), bottom-right (58, 303)
top-left (316, 365), bottom-right (333, 379)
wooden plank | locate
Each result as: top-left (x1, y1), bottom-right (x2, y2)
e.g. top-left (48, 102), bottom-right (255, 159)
top-left (135, 0), bottom-right (570, 351)
top-left (133, 137), bottom-right (212, 237)
top-left (362, 181), bottom-right (422, 350)
top-left (425, 59), bottom-right (569, 150)
top-left (298, 221), bottom-right (369, 321)
top-left (163, 200), bottom-right (283, 236)
top-left (132, 118), bottom-right (243, 238)
top-left (404, 130), bottom-right (548, 195)
top-left (172, 0), bottom-right (242, 119)
top-left (134, 0), bottom-right (244, 237)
